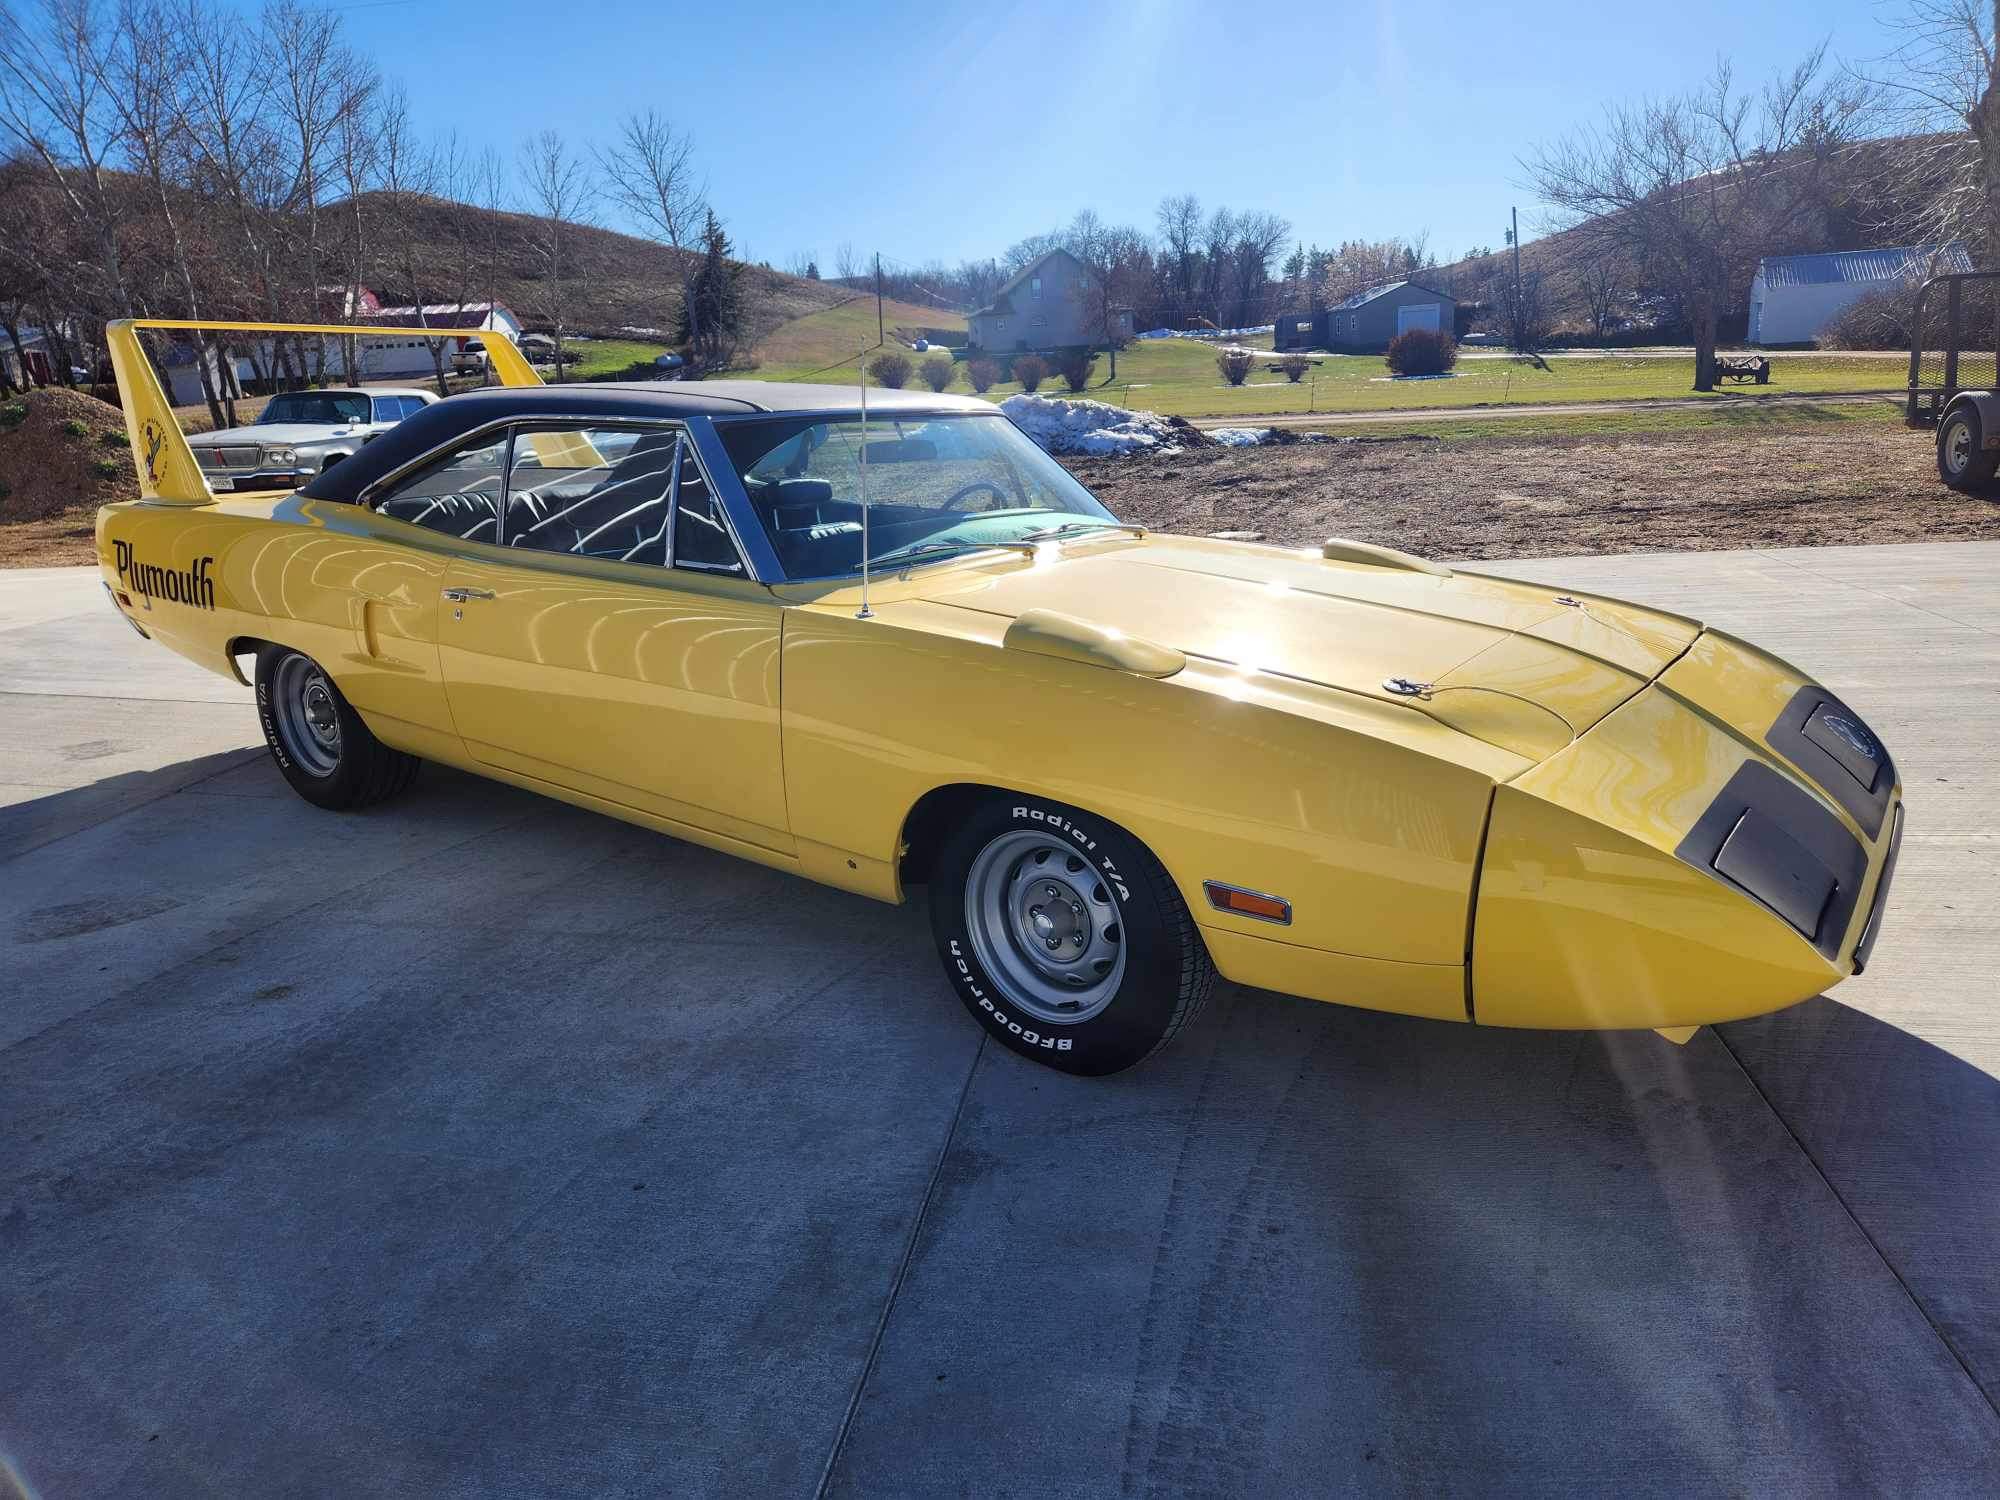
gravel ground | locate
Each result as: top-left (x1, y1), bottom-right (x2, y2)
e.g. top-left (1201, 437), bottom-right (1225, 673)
top-left (1058, 424), bottom-right (2000, 559)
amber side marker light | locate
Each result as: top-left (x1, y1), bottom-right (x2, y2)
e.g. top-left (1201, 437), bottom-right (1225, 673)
top-left (1203, 881), bottom-right (1292, 925)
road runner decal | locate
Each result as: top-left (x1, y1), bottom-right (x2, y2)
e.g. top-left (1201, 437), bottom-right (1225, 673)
top-left (113, 540), bottom-right (216, 610)
top-left (140, 417), bottom-right (168, 486)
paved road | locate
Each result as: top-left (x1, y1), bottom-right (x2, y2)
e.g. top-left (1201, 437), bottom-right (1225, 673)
top-left (4, 547), bottom-right (1998, 1496)
top-left (1192, 390), bottom-right (1904, 431)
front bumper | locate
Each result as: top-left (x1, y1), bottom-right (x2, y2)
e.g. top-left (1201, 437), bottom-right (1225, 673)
top-left (196, 466), bottom-right (309, 493)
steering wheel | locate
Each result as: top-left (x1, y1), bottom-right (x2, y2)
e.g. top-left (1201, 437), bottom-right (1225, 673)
top-left (943, 479), bottom-right (1007, 510)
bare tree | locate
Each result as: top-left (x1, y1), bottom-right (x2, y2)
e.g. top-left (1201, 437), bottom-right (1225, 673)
top-left (180, 0), bottom-right (286, 385)
top-left (261, 0), bottom-right (370, 383)
top-left (832, 240), bottom-right (860, 281)
top-left (1566, 246), bottom-right (1627, 336)
top-left (1156, 192), bottom-right (1202, 323)
top-left (595, 111), bottom-right (705, 352)
top-left (518, 126), bottom-right (589, 379)
top-left (1860, 1), bottom-right (2000, 258)
top-left (1063, 208), bottom-right (1144, 377)
top-left (0, 0), bottom-right (135, 317)
top-left (329, 67), bottom-right (380, 381)
top-left (1526, 48), bottom-right (1870, 388)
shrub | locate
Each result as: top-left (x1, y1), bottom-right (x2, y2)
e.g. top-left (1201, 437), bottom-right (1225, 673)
top-left (0, 400), bottom-right (27, 427)
top-left (1216, 348), bottom-right (1254, 386)
top-left (919, 353), bottom-right (955, 392)
top-left (1012, 354), bottom-right (1049, 393)
top-left (93, 456), bottom-right (123, 479)
top-left (1055, 349), bottom-right (1097, 392)
top-left (62, 418), bottom-right (89, 438)
top-left (1385, 329), bottom-right (1458, 376)
top-left (1278, 353), bottom-right (1310, 383)
top-left (1817, 286), bottom-right (1919, 350)
top-left (99, 428), bottom-right (130, 446)
top-left (866, 351), bottom-right (912, 388)
top-left (965, 357), bottom-right (1000, 393)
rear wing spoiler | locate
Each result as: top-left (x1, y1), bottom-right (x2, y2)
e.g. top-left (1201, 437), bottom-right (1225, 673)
top-left (105, 318), bottom-right (546, 504)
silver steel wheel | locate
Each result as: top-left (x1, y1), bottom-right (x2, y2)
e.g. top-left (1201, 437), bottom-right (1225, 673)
top-left (1945, 415), bottom-right (1973, 476)
top-left (272, 653), bottom-right (342, 778)
top-left (963, 829), bottom-right (1127, 1025)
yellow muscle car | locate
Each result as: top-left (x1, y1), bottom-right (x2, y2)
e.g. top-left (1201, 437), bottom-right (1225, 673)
top-left (95, 320), bottom-right (1904, 1074)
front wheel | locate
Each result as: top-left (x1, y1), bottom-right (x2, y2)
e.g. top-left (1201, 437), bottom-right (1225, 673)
top-left (1937, 406), bottom-right (1998, 490)
top-left (929, 795), bottom-right (1213, 1075)
top-left (254, 645), bottom-right (419, 810)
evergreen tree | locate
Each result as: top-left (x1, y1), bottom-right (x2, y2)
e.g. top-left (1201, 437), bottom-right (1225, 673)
top-left (676, 208), bottom-right (743, 367)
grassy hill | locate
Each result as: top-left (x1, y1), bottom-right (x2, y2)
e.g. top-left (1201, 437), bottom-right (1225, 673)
top-left (730, 296), bottom-right (967, 381)
top-left (344, 192), bottom-right (852, 347)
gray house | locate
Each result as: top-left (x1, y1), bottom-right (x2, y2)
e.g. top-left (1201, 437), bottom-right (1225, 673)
top-left (1275, 281), bottom-right (1457, 352)
top-left (966, 249), bottom-right (1133, 353)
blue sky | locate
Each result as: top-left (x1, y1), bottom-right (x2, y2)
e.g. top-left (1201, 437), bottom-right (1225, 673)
top-left (349, 0), bottom-right (1896, 266)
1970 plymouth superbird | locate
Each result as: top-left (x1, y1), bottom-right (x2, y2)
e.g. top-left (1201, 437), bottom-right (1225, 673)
top-left (95, 319), bottom-right (1903, 1073)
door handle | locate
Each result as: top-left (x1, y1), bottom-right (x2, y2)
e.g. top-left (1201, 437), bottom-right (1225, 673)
top-left (441, 586), bottom-right (496, 602)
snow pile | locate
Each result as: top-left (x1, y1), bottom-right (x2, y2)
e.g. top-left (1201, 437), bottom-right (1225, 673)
top-left (1135, 324), bottom-right (1275, 341)
top-left (999, 394), bottom-right (1190, 456)
top-left (1207, 427), bottom-right (1275, 447)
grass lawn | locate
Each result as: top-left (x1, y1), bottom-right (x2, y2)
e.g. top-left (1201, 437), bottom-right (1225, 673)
top-left (962, 340), bottom-right (1909, 418)
top-left (728, 297), bottom-right (966, 381)
top-left (562, 338), bottom-right (679, 380)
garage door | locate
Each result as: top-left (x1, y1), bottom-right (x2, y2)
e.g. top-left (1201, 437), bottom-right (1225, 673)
top-left (1396, 303), bottom-right (1441, 335)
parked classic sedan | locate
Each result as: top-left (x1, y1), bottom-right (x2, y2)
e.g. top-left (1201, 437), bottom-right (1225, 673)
top-left (190, 386), bottom-right (437, 492)
top-left (97, 319), bottom-right (1904, 1074)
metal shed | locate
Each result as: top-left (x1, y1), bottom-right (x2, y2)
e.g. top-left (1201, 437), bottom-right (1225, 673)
top-left (1275, 282), bottom-right (1457, 352)
top-left (1749, 243), bottom-right (1973, 345)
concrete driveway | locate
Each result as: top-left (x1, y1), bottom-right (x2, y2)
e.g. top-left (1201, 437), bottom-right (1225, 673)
top-left (4, 544), bottom-right (1998, 1496)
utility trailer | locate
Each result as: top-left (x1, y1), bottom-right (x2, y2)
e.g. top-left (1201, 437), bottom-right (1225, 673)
top-left (1907, 269), bottom-right (2000, 489)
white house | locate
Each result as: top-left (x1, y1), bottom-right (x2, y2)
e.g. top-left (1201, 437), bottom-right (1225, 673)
top-left (1749, 243), bottom-right (1972, 345)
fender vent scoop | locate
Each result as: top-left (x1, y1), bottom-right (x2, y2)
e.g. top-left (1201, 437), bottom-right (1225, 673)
top-left (1003, 609), bottom-right (1186, 678)
top-left (1321, 537), bottom-right (1452, 576)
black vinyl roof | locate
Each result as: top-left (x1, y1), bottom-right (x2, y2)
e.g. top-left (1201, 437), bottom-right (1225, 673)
top-left (298, 379), bottom-right (992, 503)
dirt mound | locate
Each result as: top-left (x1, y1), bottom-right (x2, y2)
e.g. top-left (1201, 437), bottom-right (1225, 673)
top-left (0, 387), bottom-right (136, 557)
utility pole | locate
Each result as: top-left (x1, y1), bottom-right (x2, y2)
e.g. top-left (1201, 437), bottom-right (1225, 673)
top-left (875, 253), bottom-right (884, 346)
top-left (1509, 205), bottom-right (1524, 351)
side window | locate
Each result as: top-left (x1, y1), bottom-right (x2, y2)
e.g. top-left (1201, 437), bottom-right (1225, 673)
top-left (672, 458), bottom-right (744, 575)
top-left (505, 426), bottom-right (682, 566)
top-left (373, 433), bottom-right (506, 540)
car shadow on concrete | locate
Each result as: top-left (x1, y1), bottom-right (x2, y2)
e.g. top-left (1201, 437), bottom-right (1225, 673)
top-left (0, 747), bottom-right (264, 862)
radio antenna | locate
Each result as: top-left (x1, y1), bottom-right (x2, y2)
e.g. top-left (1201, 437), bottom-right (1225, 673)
top-left (856, 336), bottom-right (873, 620)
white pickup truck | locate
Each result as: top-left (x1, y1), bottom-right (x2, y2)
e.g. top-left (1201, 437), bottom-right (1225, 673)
top-left (189, 388), bottom-right (436, 492)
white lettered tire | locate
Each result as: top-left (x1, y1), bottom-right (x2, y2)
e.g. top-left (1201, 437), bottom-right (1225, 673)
top-left (929, 795), bottom-right (1213, 1075)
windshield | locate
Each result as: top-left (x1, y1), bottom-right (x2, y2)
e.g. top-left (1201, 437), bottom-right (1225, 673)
top-left (259, 392), bottom-right (371, 426)
top-left (715, 412), bottom-right (1118, 579)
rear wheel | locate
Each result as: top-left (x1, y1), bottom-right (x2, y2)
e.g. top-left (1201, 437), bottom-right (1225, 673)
top-left (929, 794), bottom-right (1213, 1075)
top-left (1937, 406), bottom-right (1997, 490)
top-left (254, 645), bottom-right (419, 810)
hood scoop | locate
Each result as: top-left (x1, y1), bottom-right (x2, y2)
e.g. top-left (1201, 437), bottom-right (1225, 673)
top-left (1003, 609), bottom-right (1186, 678)
top-left (1321, 537), bottom-right (1452, 577)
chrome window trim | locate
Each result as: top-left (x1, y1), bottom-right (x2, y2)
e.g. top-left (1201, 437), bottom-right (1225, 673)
top-left (683, 416), bottom-right (780, 583)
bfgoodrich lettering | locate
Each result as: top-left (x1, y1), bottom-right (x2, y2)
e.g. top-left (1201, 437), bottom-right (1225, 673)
top-left (113, 540), bottom-right (216, 610)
